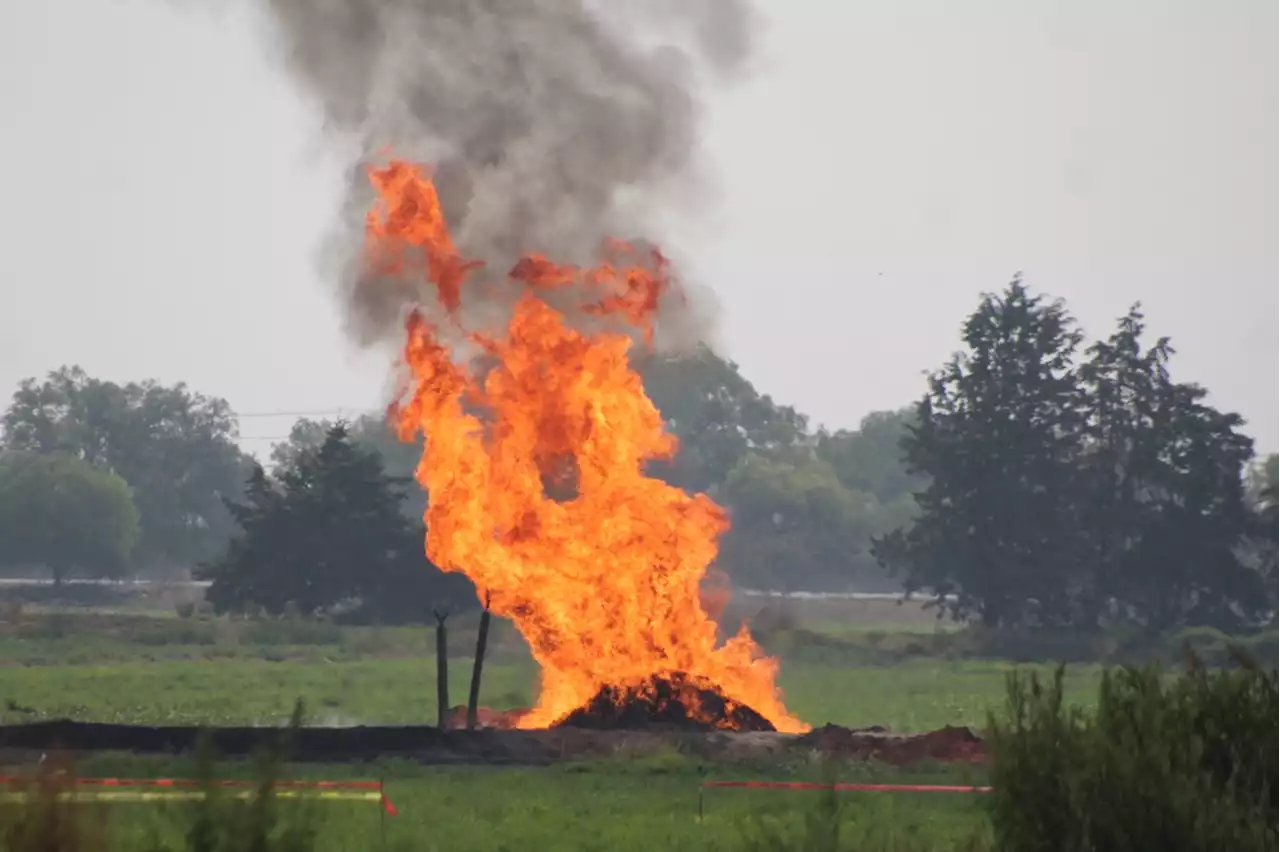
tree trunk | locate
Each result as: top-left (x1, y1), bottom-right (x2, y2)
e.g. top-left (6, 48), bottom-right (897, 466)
top-left (466, 598), bottom-right (492, 731)
top-left (433, 610), bottom-right (449, 730)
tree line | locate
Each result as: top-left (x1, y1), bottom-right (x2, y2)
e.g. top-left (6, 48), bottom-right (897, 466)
top-left (0, 277), bottom-right (1274, 631)
top-left (0, 356), bottom-right (925, 599)
top-left (0, 368), bottom-right (246, 580)
top-left (874, 279), bottom-right (1276, 631)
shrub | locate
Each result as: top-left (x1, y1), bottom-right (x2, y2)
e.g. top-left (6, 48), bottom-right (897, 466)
top-left (151, 700), bottom-right (318, 852)
top-left (986, 654), bottom-right (1278, 852)
top-left (0, 755), bottom-right (108, 852)
top-left (0, 704), bottom-right (318, 852)
top-left (1237, 629), bottom-right (1279, 668)
top-left (1167, 624), bottom-right (1233, 665)
top-left (0, 599), bottom-right (24, 623)
top-left (960, 626), bottom-right (1119, 664)
top-left (240, 619), bottom-right (342, 647)
top-left (132, 621), bottom-right (218, 647)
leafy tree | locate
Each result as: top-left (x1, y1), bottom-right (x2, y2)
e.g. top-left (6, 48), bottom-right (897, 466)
top-left (1239, 450), bottom-right (1280, 616)
top-left (1251, 455), bottom-right (1279, 622)
top-left (718, 450), bottom-right (878, 592)
top-left (639, 345), bottom-right (809, 496)
top-left (873, 278), bottom-right (1086, 627)
top-left (1076, 307), bottom-right (1262, 630)
top-left (271, 413), bottom-right (426, 522)
top-left (817, 408), bottom-right (928, 555)
top-left (817, 408), bottom-right (924, 504)
top-left (200, 423), bottom-right (474, 621)
top-left (1071, 306), bottom-right (1172, 625)
top-left (268, 417), bottom-right (332, 473)
top-left (876, 281), bottom-right (1267, 631)
top-left (1245, 453), bottom-right (1278, 512)
top-left (1, 366), bottom-right (248, 572)
top-left (0, 451), bottom-right (140, 584)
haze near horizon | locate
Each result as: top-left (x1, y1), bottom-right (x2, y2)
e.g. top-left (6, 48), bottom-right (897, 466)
top-left (0, 0), bottom-right (1274, 456)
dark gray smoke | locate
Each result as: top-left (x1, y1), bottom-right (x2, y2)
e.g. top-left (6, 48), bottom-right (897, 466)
top-left (258, 0), bottom-right (755, 350)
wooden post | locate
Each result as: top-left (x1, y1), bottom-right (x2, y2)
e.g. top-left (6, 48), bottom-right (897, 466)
top-left (465, 594), bottom-right (492, 731)
top-left (433, 608), bottom-right (449, 730)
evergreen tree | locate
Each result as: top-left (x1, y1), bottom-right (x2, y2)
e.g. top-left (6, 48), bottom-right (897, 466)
top-left (1077, 307), bottom-right (1263, 629)
top-left (200, 424), bottom-right (474, 621)
top-left (873, 278), bottom-right (1085, 627)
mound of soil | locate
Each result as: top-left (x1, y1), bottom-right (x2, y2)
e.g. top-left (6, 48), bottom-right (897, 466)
top-left (0, 720), bottom-right (555, 765)
top-left (0, 721), bottom-right (988, 767)
top-left (794, 723), bottom-right (986, 765)
top-left (554, 672), bottom-right (776, 732)
top-left (442, 706), bottom-right (527, 730)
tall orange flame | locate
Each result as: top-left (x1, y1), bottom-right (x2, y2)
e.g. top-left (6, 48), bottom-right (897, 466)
top-left (372, 160), bottom-right (807, 733)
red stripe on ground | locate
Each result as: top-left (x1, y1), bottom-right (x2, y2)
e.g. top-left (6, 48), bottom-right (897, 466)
top-left (701, 781), bottom-right (991, 793)
top-left (0, 777), bottom-right (382, 791)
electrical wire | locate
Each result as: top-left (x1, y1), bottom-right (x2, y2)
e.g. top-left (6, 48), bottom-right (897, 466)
top-left (234, 409), bottom-right (378, 419)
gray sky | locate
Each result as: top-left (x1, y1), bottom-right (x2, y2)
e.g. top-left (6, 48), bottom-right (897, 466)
top-left (1, 0), bottom-right (1275, 459)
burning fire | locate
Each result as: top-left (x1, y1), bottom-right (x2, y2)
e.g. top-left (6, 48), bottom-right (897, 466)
top-left (370, 160), bottom-right (807, 734)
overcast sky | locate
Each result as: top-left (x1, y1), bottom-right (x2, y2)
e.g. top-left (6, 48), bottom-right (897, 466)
top-left (1, 0), bottom-right (1275, 459)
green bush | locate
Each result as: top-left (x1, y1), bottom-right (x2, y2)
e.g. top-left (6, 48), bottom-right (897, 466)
top-left (953, 627), bottom-right (1122, 664)
top-left (1237, 629), bottom-right (1279, 668)
top-left (986, 654), bottom-right (1278, 852)
top-left (132, 625), bottom-right (218, 647)
top-left (240, 619), bottom-right (342, 647)
top-left (1167, 624), bottom-right (1233, 665)
top-left (156, 722), bottom-right (318, 852)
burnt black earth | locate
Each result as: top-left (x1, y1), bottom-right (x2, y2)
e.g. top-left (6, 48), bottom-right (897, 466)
top-left (554, 672), bottom-right (776, 732)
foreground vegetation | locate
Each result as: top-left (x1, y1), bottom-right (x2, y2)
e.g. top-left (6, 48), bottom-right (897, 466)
top-left (2, 654), bottom-right (1273, 852)
top-left (5, 748), bottom-right (993, 852)
top-left (3, 595), bottom-right (1272, 730)
top-left (0, 599), bottom-right (1272, 852)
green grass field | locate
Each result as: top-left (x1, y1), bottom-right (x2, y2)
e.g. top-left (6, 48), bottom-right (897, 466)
top-left (0, 655), bottom-right (1102, 731)
top-left (24, 753), bottom-right (994, 852)
top-left (0, 600), bottom-right (1107, 850)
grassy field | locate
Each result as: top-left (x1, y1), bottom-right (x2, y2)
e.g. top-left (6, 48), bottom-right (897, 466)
top-left (19, 753), bottom-right (994, 852)
top-left (0, 655), bottom-right (1103, 731)
top-left (0, 598), bottom-right (1105, 729)
top-left (0, 597), bottom-right (1103, 850)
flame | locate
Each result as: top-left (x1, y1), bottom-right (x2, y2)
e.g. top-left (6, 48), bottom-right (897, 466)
top-left (371, 159), bottom-right (807, 734)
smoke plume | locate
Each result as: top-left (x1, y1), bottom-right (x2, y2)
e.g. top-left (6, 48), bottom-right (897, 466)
top-left (258, 0), bottom-right (755, 350)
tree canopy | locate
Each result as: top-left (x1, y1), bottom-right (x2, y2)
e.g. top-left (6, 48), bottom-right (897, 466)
top-left (717, 450), bottom-right (874, 592)
top-left (0, 451), bottom-right (140, 584)
top-left (2, 274), bottom-right (1271, 634)
top-left (200, 423), bottom-right (475, 621)
top-left (639, 345), bottom-right (811, 496)
top-left (1, 366), bottom-right (248, 572)
top-left (270, 413), bottom-right (426, 522)
top-left (874, 279), bottom-right (1269, 630)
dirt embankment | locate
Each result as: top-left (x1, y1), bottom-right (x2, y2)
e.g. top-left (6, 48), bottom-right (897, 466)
top-left (0, 721), bottom-right (986, 767)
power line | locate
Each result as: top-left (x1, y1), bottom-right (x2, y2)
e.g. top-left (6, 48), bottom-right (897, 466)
top-left (234, 409), bottom-right (380, 419)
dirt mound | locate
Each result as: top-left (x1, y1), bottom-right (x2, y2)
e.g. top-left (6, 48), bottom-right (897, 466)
top-left (794, 723), bottom-right (986, 765)
top-left (0, 721), bottom-right (986, 767)
top-left (442, 706), bottom-right (527, 730)
top-left (555, 673), bottom-right (776, 732)
top-left (0, 720), bottom-right (556, 765)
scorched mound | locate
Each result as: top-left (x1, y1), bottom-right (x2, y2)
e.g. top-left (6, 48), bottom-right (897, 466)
top-left (553, 673), bottom-right (776, 732)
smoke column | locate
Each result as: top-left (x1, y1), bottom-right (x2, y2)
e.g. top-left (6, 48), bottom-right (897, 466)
top-left (257, 0), bottom-right (756, 349)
